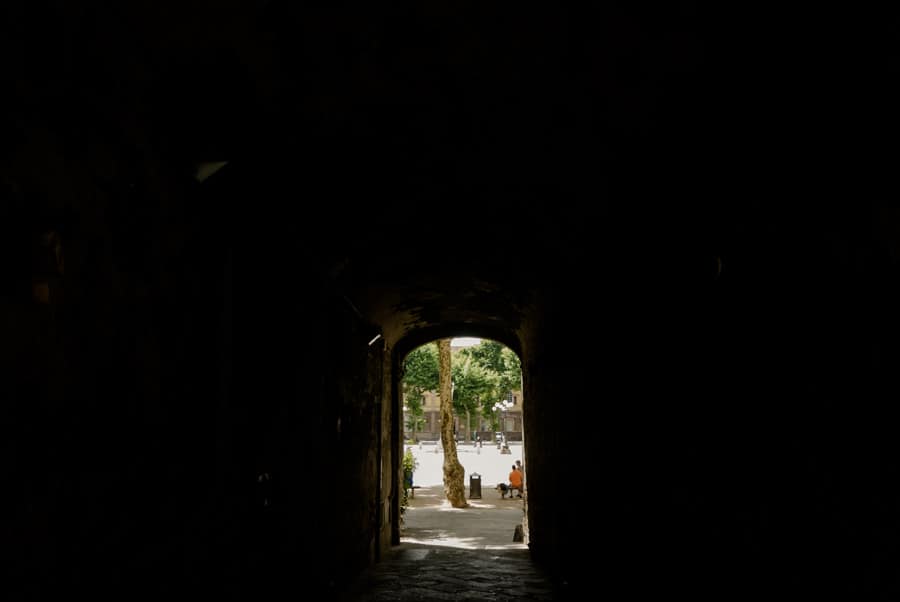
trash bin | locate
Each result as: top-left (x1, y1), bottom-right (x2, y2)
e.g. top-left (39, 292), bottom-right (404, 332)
top-left (469, 472), bottom-right (482, 499)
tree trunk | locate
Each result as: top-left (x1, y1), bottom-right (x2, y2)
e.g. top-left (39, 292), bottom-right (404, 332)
top-left (465, 408), bottom-right (470, 443)
top-left (438, 339), bottom-right (467, 507)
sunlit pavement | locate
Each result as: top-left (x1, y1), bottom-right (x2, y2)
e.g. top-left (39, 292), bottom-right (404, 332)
top-left (401, 442), bottom-right (527, 551)
top-left (401, 485), bottom-right (526, 551)
top-left (406, 441), bottom-right (525, 490)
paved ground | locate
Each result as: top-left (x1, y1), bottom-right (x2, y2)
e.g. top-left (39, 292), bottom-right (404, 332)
top-left (336, 443), bottom-right (560, 600)
top-left (407, 441), bottom-right (525, 489)
top-left (401, 484), bottom-right (527, 551)
top-left (337, 543), bottom-right (557, 601)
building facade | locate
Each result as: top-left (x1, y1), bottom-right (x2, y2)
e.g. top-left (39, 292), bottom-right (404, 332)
top-left (404, 389), bottom-right (523, 442)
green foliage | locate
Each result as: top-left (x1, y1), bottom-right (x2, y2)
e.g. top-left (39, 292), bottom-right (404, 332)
top-left (451, 354), bottom-right (499, 431)
top-left (400, 447), bottom-right (419, 519)
top-left (402, 447), bottom-right (419, 479)
top-left (461, 340), bottom-right (504, 373)
top-left (403, 344), bottom-right (438, 403)
top-left (404, 414), bottom-right (425, 435)
top-left (498, 346), bottom-right (522, 393)
top-left (400, 339), bottom-right (523, 442)
top-left (459, 340), bottom-right (522, 421)
top-left (403, 344), bottom-right (438, 441)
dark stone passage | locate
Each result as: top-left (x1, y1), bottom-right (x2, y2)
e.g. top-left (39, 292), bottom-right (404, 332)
top-left (338, 545), bottom-right (557, 601)
top-left (3, 2), bottom-right (899, 600)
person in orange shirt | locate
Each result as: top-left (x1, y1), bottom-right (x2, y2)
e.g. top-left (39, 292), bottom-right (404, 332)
top-left (508, 464), bottom-right (523, 498)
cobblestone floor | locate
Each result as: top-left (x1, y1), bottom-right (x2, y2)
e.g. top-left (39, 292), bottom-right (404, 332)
top-left (338, 544), bottom-right (559, 601)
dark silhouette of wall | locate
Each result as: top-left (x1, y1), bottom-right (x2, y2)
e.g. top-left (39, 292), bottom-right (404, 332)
top-left (3, 2), bottom-right (899, 599)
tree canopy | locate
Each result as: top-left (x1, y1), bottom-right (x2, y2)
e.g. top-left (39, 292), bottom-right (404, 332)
top-left (402, 339), bottom-right (522, 433)
top-left (459, 340), bottom-right (521, 398)
top-left (451, 353), bottom-right (499, 426)
top-left (402, 343), bottom-right (438, 438)
top-left (403, 343), bottom-right (439, 397)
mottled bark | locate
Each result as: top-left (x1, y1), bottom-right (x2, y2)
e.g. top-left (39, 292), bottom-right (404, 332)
top-left (438, 339), bottom-right (468, 507)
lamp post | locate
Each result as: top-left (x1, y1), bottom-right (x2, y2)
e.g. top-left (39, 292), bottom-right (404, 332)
top-left (492, 399), bottom-right (513, 450)
top-left (403, 404), bottom-right (408, 441)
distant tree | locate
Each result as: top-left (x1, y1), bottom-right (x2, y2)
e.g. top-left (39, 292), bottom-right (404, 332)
top-left (497, 346), bottom-right (522, 394)
top-left (402, 344), bottom-right (438, 442)
top-left (451, 354), bottom-right (499, 442)
top-left (404, 411), bottom-right (425, 441)
top-left (460, 340), bottom-right (522, 425)
top-left (461, 340), bottom-right (505, 374)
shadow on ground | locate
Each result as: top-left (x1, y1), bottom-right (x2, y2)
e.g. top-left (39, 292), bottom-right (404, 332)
top-left (401, 485), bottom-right (527, 551)
top-left (336, 486), bottom-right (567, 600)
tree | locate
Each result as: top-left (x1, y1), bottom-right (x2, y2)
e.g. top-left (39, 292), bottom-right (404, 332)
top-left (402, 344), bottom-right (438, 442)
top-left (459, 340), bottom-right (522, 427)
top-left (497, 346), bottom-right (523, 394)
top-left (438, 338), bottom-right (467, 507)
top-left (451, 354), bottom-right (499, 442)
top-left (404, 411), bottom-right (425, 442)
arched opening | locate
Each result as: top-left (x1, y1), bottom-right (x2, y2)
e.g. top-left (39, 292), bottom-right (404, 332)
top-left (394, 335), bottom-right (528, 551)
top-left (391, 324), bottom-right (527, 545)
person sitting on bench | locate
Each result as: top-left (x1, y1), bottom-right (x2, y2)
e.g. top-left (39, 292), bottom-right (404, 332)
top-left (508, 464), bottom-right (523, 498)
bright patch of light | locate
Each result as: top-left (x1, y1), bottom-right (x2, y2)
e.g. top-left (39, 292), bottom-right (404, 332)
top-left (451, 337), bottom-right (481, 347)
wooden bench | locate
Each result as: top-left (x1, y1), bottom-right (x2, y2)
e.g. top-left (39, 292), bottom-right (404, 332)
top-left (497, 484), bottom-right (523, 498)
